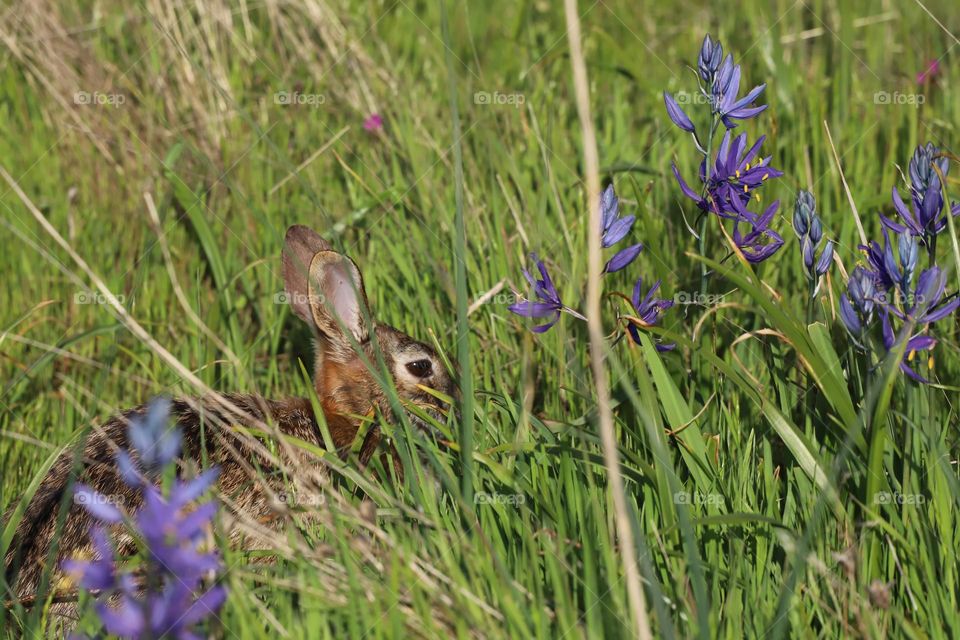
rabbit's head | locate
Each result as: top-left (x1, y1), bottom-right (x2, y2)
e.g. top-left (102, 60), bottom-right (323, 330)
top-left (282, 225), bottom-right (455, 440)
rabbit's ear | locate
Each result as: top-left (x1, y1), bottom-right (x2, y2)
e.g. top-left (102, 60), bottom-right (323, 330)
top-left (283, 225), bottom-right (332, 324)
top-left (306, 251), bottom-right (370, 358)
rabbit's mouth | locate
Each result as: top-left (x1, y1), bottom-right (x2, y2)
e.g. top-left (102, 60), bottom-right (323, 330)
top-left (402, 396), bottom-right (455, 448)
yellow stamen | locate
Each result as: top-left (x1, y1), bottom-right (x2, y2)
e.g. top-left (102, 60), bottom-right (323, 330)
top-left (735, 170), bottom-right (741, 178)
top-left (762, 173), bottom-right (769, 181)
top-left (928, 355), bottom-right (935, 369)
top-left (743, 185), bottom-right (749, 193)
top-left (755, 193), bottom-right (761, 203)
top-left (746, 162), bottom-right (751, 171)
top-left (908, 350), bottom-right (916, 362)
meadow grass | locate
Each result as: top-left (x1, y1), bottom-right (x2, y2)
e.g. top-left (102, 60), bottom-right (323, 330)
top-left (1, 0), bottom-right (960, 637)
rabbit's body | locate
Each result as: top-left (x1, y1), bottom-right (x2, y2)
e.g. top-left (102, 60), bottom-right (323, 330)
top-left (3, 225), bottom-right (455, 625)
top-left (5, 395), bottom-right (322, 611)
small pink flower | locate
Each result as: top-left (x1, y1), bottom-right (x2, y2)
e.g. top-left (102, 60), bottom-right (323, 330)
top-left (917, 60), bottom-right (940, 84)
top-left (363, 113), bottom-right (384, 132)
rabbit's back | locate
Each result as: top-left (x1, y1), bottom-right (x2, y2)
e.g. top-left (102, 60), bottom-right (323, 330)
top-left (3, 394), bottom-right (335, 610)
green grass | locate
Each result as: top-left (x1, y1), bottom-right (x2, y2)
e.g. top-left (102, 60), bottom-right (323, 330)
top-left (2, 0), bottom-right (960, 637)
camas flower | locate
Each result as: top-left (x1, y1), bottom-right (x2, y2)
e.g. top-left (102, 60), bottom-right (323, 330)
top-left (881, 313), bottom-right (939, 383)
top-left (664, 35), bottom-right (766, 132)
top-left (126, 397), bottom-right (179, 471)
top-left (697, 34), bottom-right (723, 85)
top-left (731, 201), bottom-right (784, 263)
top-left (709, 53), bottom-right (767, 128)
top-left (839, 266), bottom-right (877, 339)
top-left (859, 231), bottom-right (896, 291)
top-left (862, 231), bottom-right (918, 296)
top-left (869, 266), bottom-right (957, 383)
top-left (672, 131), bottom-right (782, 220)
top-left (509, 253), bottom-right (584, 333)
top-left (881, 143), bottom-right (960, 244)
top-left (63, 398), bottom-right (227, 639)
top-left (663, 92), bottom-right (695, 133)
top-left (792, 190), bottom-right (834, 293)
top-left (891, 266), bottom-right (960, 325)
top-left (599, 184), bottom-right (643, 272)
top-left (624, 277), bottom-right (675, 352)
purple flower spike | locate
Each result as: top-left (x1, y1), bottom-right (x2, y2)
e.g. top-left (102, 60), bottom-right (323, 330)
top-left (64, 399), bottom-right (227, 638)
top-left (509, 254), bottom-right (568, 333)
top-left (710, 54), bottom-right (768, 128)
top-left (129, 397), bottom-right (180, 471)
top-left (597, 183), bottom-right (644, 272)
top-left (882, 143), bottom-right (960, 247)
top-left (698, 35), bottom-right (724, 84)
top-left (626, 277), bottom-right (675, 352)
top-left (663, 92), bottom-right (696, 132)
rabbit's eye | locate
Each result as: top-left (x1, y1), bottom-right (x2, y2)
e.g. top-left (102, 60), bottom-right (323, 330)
top-left (405, 359), bottom-right (433, 378)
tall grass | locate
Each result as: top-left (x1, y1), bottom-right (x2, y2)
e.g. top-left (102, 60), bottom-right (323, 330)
top-left (2, 0), bottom-right (960, 637)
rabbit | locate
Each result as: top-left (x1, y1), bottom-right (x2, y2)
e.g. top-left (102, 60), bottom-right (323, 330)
top-left (2, 224), bottom-right (456, 626)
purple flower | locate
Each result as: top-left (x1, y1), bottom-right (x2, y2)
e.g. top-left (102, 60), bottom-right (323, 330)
top-left (128, 397), bottom-right (180, 471)
top-left (881, 143), bottom-right (960, 245)
top-left (599, 184), bottom-right (643, 272)
top-left (710, 53), bottom-right (767, 128)
top-left (731, 201), bottom-right (784, 263)
top-left (663, 92), bottom-right (696, 133)
top-left (859, 231), bottom-right (897, 291)
top-left (672, 131), bottom-right (782, 220)
top-left (73, 485), bottom-right (124, 524)
top-left (881, 312), bottom-right (939, 383)
top-left (917, 60), bottom-right (940, 84)
top-left (63, 527), bottom-right (116, 591)
top-left (64, 399), bottom-right (226, 638)
top-left (600, 184), bottom-right (633, 246)
top-left (625, 277), bottom-right (675, 352)
top-left (873, 266), bottom-right (958, 384)
top-left (792, 190), bottom-right (833, 292)
top-left (363, 113), bottom-right (384, 132)
top-left (698, 35), bottom-right (724, 84)
top-left (509, 254), bottom-right (579, 333)
top-left (839, 266), bottom-right (876, 339)
top-left (888, 266), bottom-right (960, 325)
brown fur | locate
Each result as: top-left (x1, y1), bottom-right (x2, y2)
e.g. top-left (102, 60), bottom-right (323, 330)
top-left (2, 225), bottom-right (455, 624)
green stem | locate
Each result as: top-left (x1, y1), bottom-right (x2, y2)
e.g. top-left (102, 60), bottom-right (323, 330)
top-left (697, 117), bottom-right (720, 296)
